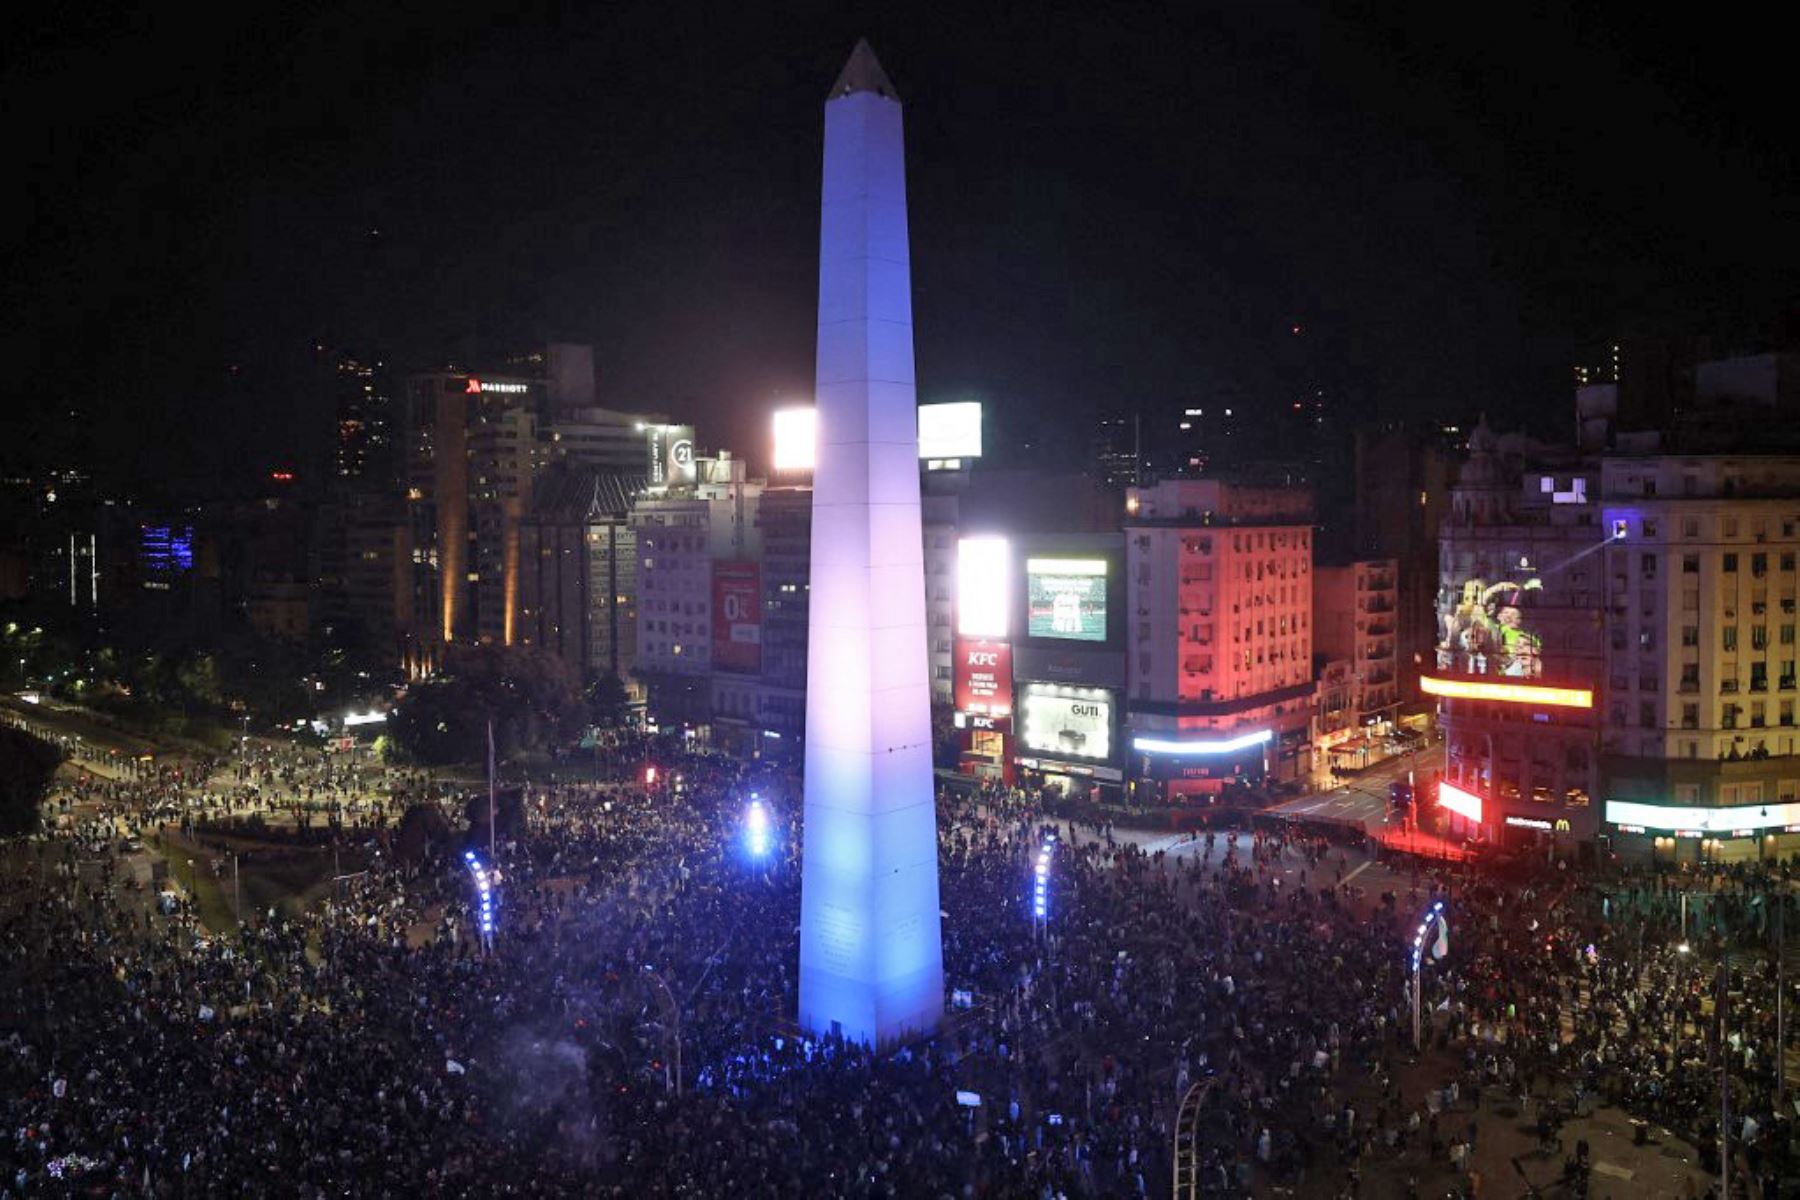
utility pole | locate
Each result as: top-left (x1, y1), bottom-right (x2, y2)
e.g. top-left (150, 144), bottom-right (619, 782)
top-left (1718, 962), bottom-right (1730, 1198)
top-left (487, 718), bottom-right (497, 859)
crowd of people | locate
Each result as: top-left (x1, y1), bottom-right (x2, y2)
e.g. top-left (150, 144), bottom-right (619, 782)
top-left (2, 722), bottom-right (1795, 1196)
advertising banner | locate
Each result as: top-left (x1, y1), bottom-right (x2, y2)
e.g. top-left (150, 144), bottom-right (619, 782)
top-left (712, 561), bottom-right (762, 674)
top-left (1019, 683), bottom-right (1114, 762)
top-left (954, 638), bottom-right (1013, 716)
top-left (648, 424), bottom-right (697, 486)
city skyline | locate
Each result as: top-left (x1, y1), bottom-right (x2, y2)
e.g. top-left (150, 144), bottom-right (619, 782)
top-left (9, 3), bottom-right (1799, 496)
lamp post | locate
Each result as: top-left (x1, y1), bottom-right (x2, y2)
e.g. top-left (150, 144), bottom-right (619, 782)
top-left (643, 967), bottom-right (682, 1098)
top-left (1408, 899), bottom-right (1448, 1051)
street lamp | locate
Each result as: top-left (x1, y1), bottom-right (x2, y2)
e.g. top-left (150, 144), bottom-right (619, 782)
top-left (1033, 838), bottom-right (1053, 928)
top-left (745, 796), bottom-right (772, 860)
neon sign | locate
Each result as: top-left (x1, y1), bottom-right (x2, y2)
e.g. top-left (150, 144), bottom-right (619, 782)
top-left (465, 378), bottom-right (529, 395)
top-left (1131, 729), bottom-right (1272, 756)
top-left (1421, 676), bottom-right (1593, 709)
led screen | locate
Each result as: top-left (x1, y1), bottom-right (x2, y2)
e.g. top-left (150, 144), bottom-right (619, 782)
top-left (917, 401), bottom-right (982, 459)
top-left (1020, 684), bottom-right (1113, 761)
top-left (1437, 577), bottom-right (1544, 678)
top-left (1026, 558), bottom-right (1107, 642)
top-left (957, 536), bottom-right (1010, 637)
top-left (772, 408), bottom-right (816, 471)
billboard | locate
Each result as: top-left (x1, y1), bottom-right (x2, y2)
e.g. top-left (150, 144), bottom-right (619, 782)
top-left (772, 408), bottom-right (816, 472)
top-left (648, 424), bottom-right (697, 487)
top-left (954, 638), bottom-right (1013, 717)
top-left (1437, 576), bottom-right (1545, 678)
top-left (711, 561), bottom-right (762, 673)
top-left (1026, 558), bottom-right (1107, 642)
top-left (1019, 683), bottom-right (1114, 762)
top-left (957, 536), bottom-right (1010, 637)
top-left (918, 401), bottom-right (982, 460)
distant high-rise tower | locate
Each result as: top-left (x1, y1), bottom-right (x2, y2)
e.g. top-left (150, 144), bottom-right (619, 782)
top-left (798, 40), bottom-right (944, 1045)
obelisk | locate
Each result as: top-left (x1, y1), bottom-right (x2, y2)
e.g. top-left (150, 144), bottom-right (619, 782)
top-left (798, 40), bottom-right (944, 1045)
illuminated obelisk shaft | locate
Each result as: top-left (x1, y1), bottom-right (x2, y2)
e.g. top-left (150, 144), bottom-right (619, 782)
top-left (798, 40), bottom-right (944, 1045)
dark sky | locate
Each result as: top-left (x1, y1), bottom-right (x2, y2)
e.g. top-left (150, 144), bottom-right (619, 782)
top-left (7, 1), bottom-right (1797, 494)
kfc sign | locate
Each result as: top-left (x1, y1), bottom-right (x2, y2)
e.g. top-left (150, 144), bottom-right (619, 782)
top-left (954, 638), bottom-right (1012, 717)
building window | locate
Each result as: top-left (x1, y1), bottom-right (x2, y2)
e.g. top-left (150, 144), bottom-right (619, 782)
top-left (1754, 626), bottom-right (1769, 650)
top-left (1680, 662), bottom-right (1699, 691)
top-left (1753, 553), bottom-right (1769, 578)
top-left (1640, 554), bottom-right (1657, 579)
top-left (1724, 553), bottom-right (1738, 573)
top-left (1681, 625), bottom-right (1698, 647)
top-left (1639, 701), bottom-right (1656, 728)
top-left (1784, 661), bottom-right (1797, 690)
top-left (1724, 627), bottom-right (1738, 652)
top-left (1681, 703), bottom-right (1699, 729)
top-left (1683, 554), bottom-right (1699, 574)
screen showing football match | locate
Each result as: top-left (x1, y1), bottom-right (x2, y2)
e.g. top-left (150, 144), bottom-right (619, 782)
top-left (1026, 558), bottom-right (1107, 642)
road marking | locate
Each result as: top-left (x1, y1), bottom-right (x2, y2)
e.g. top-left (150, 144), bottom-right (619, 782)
top-left (1342, 861), bottom-right (1373, 886)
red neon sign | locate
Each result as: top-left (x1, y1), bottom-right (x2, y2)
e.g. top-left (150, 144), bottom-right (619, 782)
top-left (466, 377), bottom-right (482, 394)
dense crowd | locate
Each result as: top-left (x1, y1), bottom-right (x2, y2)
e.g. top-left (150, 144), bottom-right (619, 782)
top-left (2, 728), bottom-right (1795, 1196)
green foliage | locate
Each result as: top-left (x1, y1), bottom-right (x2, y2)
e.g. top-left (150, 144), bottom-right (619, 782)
top-left (0, 725), bottom-right (64, 837)
top-left (389, 645), bottom-right (585, 766)
top-left (585, 672), bottom-right (630, 728)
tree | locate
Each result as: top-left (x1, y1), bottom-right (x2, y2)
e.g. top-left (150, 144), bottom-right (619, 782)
top-left (586, 673), bottom-right (630, 728)
top-left (0, 725), bottom-right (63, 836)
top-left (389, 644), bottom-right (585, 766)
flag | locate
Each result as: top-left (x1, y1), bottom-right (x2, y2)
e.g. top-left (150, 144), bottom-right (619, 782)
top-left (1431, 918), bottom-right (1449, 960)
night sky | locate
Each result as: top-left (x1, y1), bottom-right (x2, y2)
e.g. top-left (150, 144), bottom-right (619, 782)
top-left (8, 1), bottom-right (1796, 496)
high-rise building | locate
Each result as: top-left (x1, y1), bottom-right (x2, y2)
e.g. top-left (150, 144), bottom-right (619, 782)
top-left (1430, 356), bottom-right (1800, 864)
top-left (325, 352), bottom-right (395, 489)
top-left (1354, 424), bottom-right (1460, 705)
top-left (1596, 452), bottom-right (1800, 863)
top-left (516, 469), bottom-right (641, 683)
top-left (631, 454), bottom-right (763, 728)
top-left (1312, 558), bottom-right (1401, 770)
top-left (1124, 478), bottom-right (1316, 797)
top-left (798, 41), bottom-right (943, 1046)
top-left (403, 359), bottom-right (662, 660)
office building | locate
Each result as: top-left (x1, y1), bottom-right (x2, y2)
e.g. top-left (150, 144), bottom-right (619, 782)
top-left (1124, 478), bottom-right (1316, 797)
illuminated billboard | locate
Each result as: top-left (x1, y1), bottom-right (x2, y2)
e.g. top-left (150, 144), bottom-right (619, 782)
top-left (1026, 558), bottom-right (1107, 642)
top-left (918, 401), bottom-right (982, 460)
top-left (772, 407), bottom-right (816, 472)
top-left (953, 638), bottom-right (1012, 716)
top-left (1437, 577), bottom-right (1545, 678)
top-left (1438, 780), bottom-right (1483, 824)
top-left (1421, 676), bottom-right (1593, 709)
top-left (647, 424), bottom-right (697, 486)
top-left (1019, 683), bottom-right (1113, 762)
top-left (711, 561), bottom-right (762, 673)
top-left (957, 536), bottom-right (1010, 637)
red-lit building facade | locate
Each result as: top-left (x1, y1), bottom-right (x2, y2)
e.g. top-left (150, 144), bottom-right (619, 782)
top-left (1124, 479), bottom-right (1316, 797)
